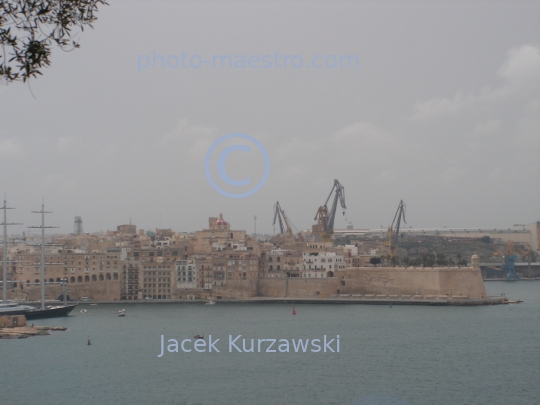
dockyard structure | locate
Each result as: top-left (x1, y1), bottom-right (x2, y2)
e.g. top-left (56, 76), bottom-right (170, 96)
top-left (334, 223), bottom-right (540, 249)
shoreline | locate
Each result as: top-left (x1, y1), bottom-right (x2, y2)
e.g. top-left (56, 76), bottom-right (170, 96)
top-left (29, 296), bottom-right (508, 306)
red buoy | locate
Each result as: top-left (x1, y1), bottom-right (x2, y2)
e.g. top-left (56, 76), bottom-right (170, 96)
top-left (292, 307), bottom-right (296, 315)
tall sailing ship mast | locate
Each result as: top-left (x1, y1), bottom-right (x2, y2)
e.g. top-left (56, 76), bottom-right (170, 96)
top-left (26, 201), bottom-right (77, 317)
top-left (28, 203), bottom-right (58, 309)
top-left (1, 199), bottom-right (22, 304)
top-left (0, 198), bottom-right (77, 318)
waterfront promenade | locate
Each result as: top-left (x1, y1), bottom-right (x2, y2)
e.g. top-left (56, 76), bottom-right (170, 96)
top-left (33, 296), bottom-right (508, 306)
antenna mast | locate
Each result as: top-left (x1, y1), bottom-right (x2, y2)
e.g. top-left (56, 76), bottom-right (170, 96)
top-left (74, 216), bottom-right (83, 235)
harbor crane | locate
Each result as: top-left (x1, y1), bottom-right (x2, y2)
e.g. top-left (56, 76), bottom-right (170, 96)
top-left (272, 201), bottom-right (295, 238)
top-left (312, 179), bottom-right (346, 242)
top-left (491, 241), bottom-right (520, 280)
top-left (385, 200), bottom-right (406, 265)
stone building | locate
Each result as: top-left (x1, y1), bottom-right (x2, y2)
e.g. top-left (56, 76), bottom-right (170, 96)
top-left (175, 259), bottom-right (197, 289)
top-left (192, 214), bottom-right (247, 254)
top-left (139, 261), bottom-right (173, 300)
top-left (129, 247), bottom-right (183, 300)
top-left (212, 254), bottom-right (227, 287)
top-left (264, 249), bottom-right (302, 278)
top-left (226, 252), bottom-right (259, 280)
top-left (302, 251), bottom-right (346, 278)
top-left (121, 262), bottom-right (140, 300)
top-left (10, 250), bottom-right (121, 286)
top-left (194, 255), bottom-right (214, 290)
top-left (117, 224), bottom-right (137, 234)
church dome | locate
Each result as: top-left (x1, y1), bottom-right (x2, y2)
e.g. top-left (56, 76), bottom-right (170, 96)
top-left (215, 213), bottom-right (228, 226)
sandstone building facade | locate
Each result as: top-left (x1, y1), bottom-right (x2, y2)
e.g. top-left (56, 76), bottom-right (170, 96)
top-left (1, 214), bottom-right (488, 302)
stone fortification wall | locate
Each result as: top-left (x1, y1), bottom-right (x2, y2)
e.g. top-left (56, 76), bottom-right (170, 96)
top-left (213, 279), bottom-right (258, 299)
top-left (1, 266), bottom-right (486, 301)
top-left (437, 268), bottom-right (486, 298)
top-left (259, 277), bottom-right (333, 298)
top-left (337, 266), bottom-right (486, 298)
top-left (214, 266), bottom-right (487, 299)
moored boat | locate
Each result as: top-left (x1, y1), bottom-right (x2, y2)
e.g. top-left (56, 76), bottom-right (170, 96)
top-left (0, 302), bottom-right (38, 316)
top-left (1, 201), bottom-right (77, 320)
top-left (0, 302), bottom-right (77, 319)
top-left (25, 304), bottom-right (78, 320)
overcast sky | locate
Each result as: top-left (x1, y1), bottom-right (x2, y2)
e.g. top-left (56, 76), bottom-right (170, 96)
top-left (1, 0), bottom-right (539, 235)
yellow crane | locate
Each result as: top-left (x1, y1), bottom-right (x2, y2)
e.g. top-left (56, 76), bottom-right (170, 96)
top-left (494, 240), bottom-right (515, 257)
top-left (273, 201), bottom-right (295, 239)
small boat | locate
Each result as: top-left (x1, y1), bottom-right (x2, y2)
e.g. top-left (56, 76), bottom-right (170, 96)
top-left (292, 307), bottom-right (296, 315)
top-left (205, 300), bottom-right (216, 305)
top-left (80, 309), bottom-right (87, 313)
top-left (193, 334), bottom-right (204, 340)
top-left (117, 309), bottom-right (126, 317)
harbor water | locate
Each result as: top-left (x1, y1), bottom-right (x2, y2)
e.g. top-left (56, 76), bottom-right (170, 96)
top-left (1, 281), bottom-right (539, 405)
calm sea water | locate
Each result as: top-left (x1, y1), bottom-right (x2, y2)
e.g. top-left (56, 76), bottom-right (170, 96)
top-left (1, 281), bottom-right (539, 405)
